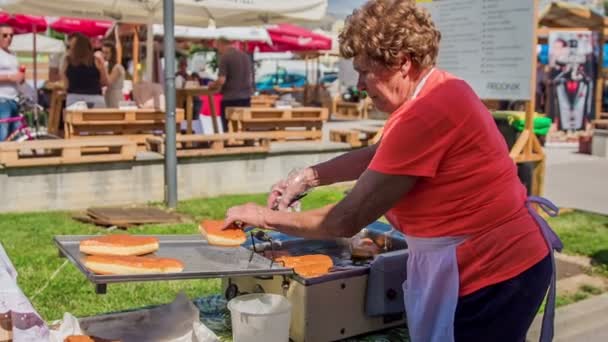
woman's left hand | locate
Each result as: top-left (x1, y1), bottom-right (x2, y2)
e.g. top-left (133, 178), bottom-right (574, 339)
top-left (224, 203), bottom-right (269, 230)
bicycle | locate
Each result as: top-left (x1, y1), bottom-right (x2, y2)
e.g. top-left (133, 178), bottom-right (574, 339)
top-left (1, 95), bottom-right (59, 142)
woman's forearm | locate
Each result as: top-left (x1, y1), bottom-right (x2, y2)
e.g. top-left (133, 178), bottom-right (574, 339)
top-left (310, 144), bottom-right (378, 186)
top-left (263, 204), bottom-right (345, 239)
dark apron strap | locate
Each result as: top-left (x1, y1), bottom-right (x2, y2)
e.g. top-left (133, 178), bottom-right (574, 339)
top-left (526, 196), bottom-right (564, 342)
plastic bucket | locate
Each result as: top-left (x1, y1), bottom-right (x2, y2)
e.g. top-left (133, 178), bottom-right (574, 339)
top-left (228, 293), bottom-right (292, 342)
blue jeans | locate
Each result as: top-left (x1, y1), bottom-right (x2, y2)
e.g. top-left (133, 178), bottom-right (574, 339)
top-left (0, 98), bottom-right (19, 141)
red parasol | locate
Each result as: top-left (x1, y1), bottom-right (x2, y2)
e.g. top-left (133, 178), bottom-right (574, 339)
top-left (50, 17), bottom-right (112, 38)
top-left (248, 23), bottom-right (332, 53)
top-left (0, 12), bottom-right (47, 33)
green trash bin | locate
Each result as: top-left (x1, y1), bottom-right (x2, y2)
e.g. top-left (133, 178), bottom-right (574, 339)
top-left (491, 111), bottom-right (553, 195)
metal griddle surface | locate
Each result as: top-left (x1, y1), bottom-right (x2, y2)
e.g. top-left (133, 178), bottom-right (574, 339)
top-left (55, 235), bottom-right (292, 286)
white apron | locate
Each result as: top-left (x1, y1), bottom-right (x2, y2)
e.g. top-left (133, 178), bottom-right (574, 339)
top-left (388, 197), bottom-right (562, 342)
top-left (387, 70), bottom-right (563, 341)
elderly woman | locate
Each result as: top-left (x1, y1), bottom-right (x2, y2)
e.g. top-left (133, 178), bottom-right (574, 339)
top-left (224, 1), bottom-right (561, 341)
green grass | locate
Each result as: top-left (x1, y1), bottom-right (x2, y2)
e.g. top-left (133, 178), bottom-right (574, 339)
top-left (547, 211), bottom-right (608, 274)
top-left (556, 284), bottom-right (604, 308)
top-left (1, 188), bottom-right (606, 323)
top-left (0, 187), bottom-right (345, 322)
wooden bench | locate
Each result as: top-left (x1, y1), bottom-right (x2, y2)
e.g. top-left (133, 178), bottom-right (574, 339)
top-left (0, 138), bottom-right (136, 167)
top-left (332, 98), bottom-right (372, 120)
top-left (329, 126), bottom-right (382, 148)
top-left (64, 108), bottom-right (184, 149)
top-left (330, 129), bottom-right (362, 147)
top-left (227, 107), bottom-right (328, 141)
top-left (146, 132), bottom-right (271, 158)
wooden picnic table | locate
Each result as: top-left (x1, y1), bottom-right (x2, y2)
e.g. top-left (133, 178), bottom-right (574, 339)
top-left (227, 106), bottom-right (328, 141)
top-left (64, 108), bottom-right (184, 149)
top-left (176, 87), bottom-right (220, 134)
top-left (0, 138), bottom-right (136, 167)
top-left (332, 97), bottom-right (373, 120)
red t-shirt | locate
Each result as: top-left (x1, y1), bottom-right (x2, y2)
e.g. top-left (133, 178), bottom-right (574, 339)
top-left (368, 69), bottom-right (548, 296)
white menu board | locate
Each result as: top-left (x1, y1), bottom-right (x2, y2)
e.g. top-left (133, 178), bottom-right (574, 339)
top-left (419, 0), bottom-right (536, 100)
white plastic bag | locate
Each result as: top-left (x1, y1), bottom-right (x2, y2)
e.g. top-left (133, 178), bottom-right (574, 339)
top-left (0, 244), bottom-right (50, 342)
top-left (49, 293), bottom-right (219, 342)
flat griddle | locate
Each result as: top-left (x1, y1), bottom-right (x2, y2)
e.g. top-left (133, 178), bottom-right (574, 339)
top-left (54, 234), bottom-right (292, 293)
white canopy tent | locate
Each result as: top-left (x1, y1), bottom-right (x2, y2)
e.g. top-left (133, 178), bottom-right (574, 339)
top-left (11, 33), bottom-right (65, 54)
top-left (1, 0), bottom-right (327, 80)
top-left (0, 0), bottom-right (328, 27)
top-left (153, 25), bottom-right (272, 43)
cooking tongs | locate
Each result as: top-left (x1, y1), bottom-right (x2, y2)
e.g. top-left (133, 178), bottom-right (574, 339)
top-left (242, 192), bottom-right (309, 268)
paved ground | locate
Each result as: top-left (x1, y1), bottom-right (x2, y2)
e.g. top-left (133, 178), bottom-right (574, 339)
top-left (545, 144), bottom-right (608, 215)
top-left (321, 120), bottom-right (608, 216)
top-left (527, 293), bottom-right (608, 342)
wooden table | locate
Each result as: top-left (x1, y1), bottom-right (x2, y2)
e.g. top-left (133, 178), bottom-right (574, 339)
top-left (64, 108), bottom-right (184, 149)
top-left (227, 107), bottom-right (328, 141)
top-left (176, 87), bottom-right (220, 134)
top-left (332, 98), bottom-right (372, 120)
top-left (0, 138), bottom-right (136, 167)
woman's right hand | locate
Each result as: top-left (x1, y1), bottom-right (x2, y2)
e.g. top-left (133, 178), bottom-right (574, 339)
top-left (267, 168), bottom-right (317, 211)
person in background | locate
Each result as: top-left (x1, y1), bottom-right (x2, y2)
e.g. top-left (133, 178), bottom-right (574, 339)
top-left (197, 66), bottom-right (215, 86)
top-left (175, 57), bottom-right (202, 125)
top-left (101, 41), bottom-right (125, 108)
top-left (61, 33), bottom-right (108, 108)
top-left (209, 38), bottom-right (253, 133)
top-left (175, 57), bottom-right (189, 89)
top-left (49, 34), bottom-right (76, 83)
top-left (0, 23), bottom-right (24, 141)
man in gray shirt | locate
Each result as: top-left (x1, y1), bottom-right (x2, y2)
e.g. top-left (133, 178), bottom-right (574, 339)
top-left (210, 38), bottom-right (253, 133)
top-left (0, 23), bottom-right (24, 141)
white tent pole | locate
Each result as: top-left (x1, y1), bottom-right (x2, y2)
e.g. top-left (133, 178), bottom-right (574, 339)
top-left (145, 22), bottom-right (154, 82)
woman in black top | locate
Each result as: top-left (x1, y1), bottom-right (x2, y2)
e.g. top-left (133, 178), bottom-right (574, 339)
top-left (61, 33), bottom-right (108, 108)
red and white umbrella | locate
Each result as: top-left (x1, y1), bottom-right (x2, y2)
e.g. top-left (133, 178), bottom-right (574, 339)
top-left (0, 11), bottom-right (46, 33)
top-left (249, 23), bottom-right (332, 53)
top-left (50, 17), bottom-right (112, 38)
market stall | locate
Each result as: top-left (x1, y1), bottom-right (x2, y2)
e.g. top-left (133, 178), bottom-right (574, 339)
top-left (538, 1), bottom-right (606, 123)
